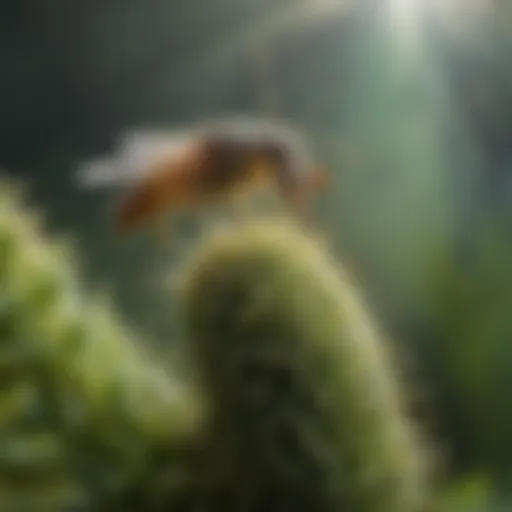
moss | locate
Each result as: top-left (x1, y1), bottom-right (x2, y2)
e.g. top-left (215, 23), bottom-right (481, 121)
top-left (0, 177), bottom-right (205, 509)
top-left (181, 218), bottom-right (427, 512)
top-left (0, 175), bottom-right (435, 510)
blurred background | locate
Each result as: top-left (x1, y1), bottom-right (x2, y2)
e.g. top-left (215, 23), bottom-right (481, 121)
top-left (1, 0), bottom-right (512, 507)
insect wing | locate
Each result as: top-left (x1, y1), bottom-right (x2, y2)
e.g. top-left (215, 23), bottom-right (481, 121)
top-left (74, 130), bottom-right (196, 190)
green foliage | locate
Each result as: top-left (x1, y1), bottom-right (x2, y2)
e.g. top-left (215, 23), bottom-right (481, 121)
top-left (430, 472), bottom-right (512, 512)
top-left (432, 474), bottom-right (493, 512)
top-left (0, 177), bottom-right (205, 509)
top-left (180, 218), bottom-right (427, 512)
top-left (427, 215), bottom-right (512, 481)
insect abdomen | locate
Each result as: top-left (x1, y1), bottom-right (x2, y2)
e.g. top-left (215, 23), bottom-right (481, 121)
top-left (113, 177), bottom-right (178, 233)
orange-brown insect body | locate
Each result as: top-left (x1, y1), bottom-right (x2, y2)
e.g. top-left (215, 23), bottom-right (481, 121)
top-left (79, 119), bottom-right (328, 235)
top-left (113, 140), bottom-right (206, 232)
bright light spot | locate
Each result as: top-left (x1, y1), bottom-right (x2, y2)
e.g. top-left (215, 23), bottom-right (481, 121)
top-left (385, 0), bottom-right (426, 53)
top-left (388, 0), bottom-right (422, 33)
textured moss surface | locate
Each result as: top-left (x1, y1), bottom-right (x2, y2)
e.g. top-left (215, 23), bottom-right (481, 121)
top-left (0, 178), bottom-right (204, 509)
top-left (0, 175), bottom-right (434, 511)
top-left (181, 218), bottom-right (427, 512)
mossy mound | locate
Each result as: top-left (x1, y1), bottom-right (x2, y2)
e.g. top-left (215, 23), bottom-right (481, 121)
top-left (0, 177), bottom-right (205, 509)
top-left (181, 218), bottom-right (428, 512)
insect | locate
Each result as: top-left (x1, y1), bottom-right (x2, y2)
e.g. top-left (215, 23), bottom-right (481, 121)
top-left (75, 117), bottom-right (329, 239)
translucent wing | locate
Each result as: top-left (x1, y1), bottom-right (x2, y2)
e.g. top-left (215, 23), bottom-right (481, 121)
top-left (74, 129), bottom-right (197, 190)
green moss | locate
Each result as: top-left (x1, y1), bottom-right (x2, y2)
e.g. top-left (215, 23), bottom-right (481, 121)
top-left (0, 177), bottom-right (205, 509)
top-left (181, 218), bottom-right (427, 512)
